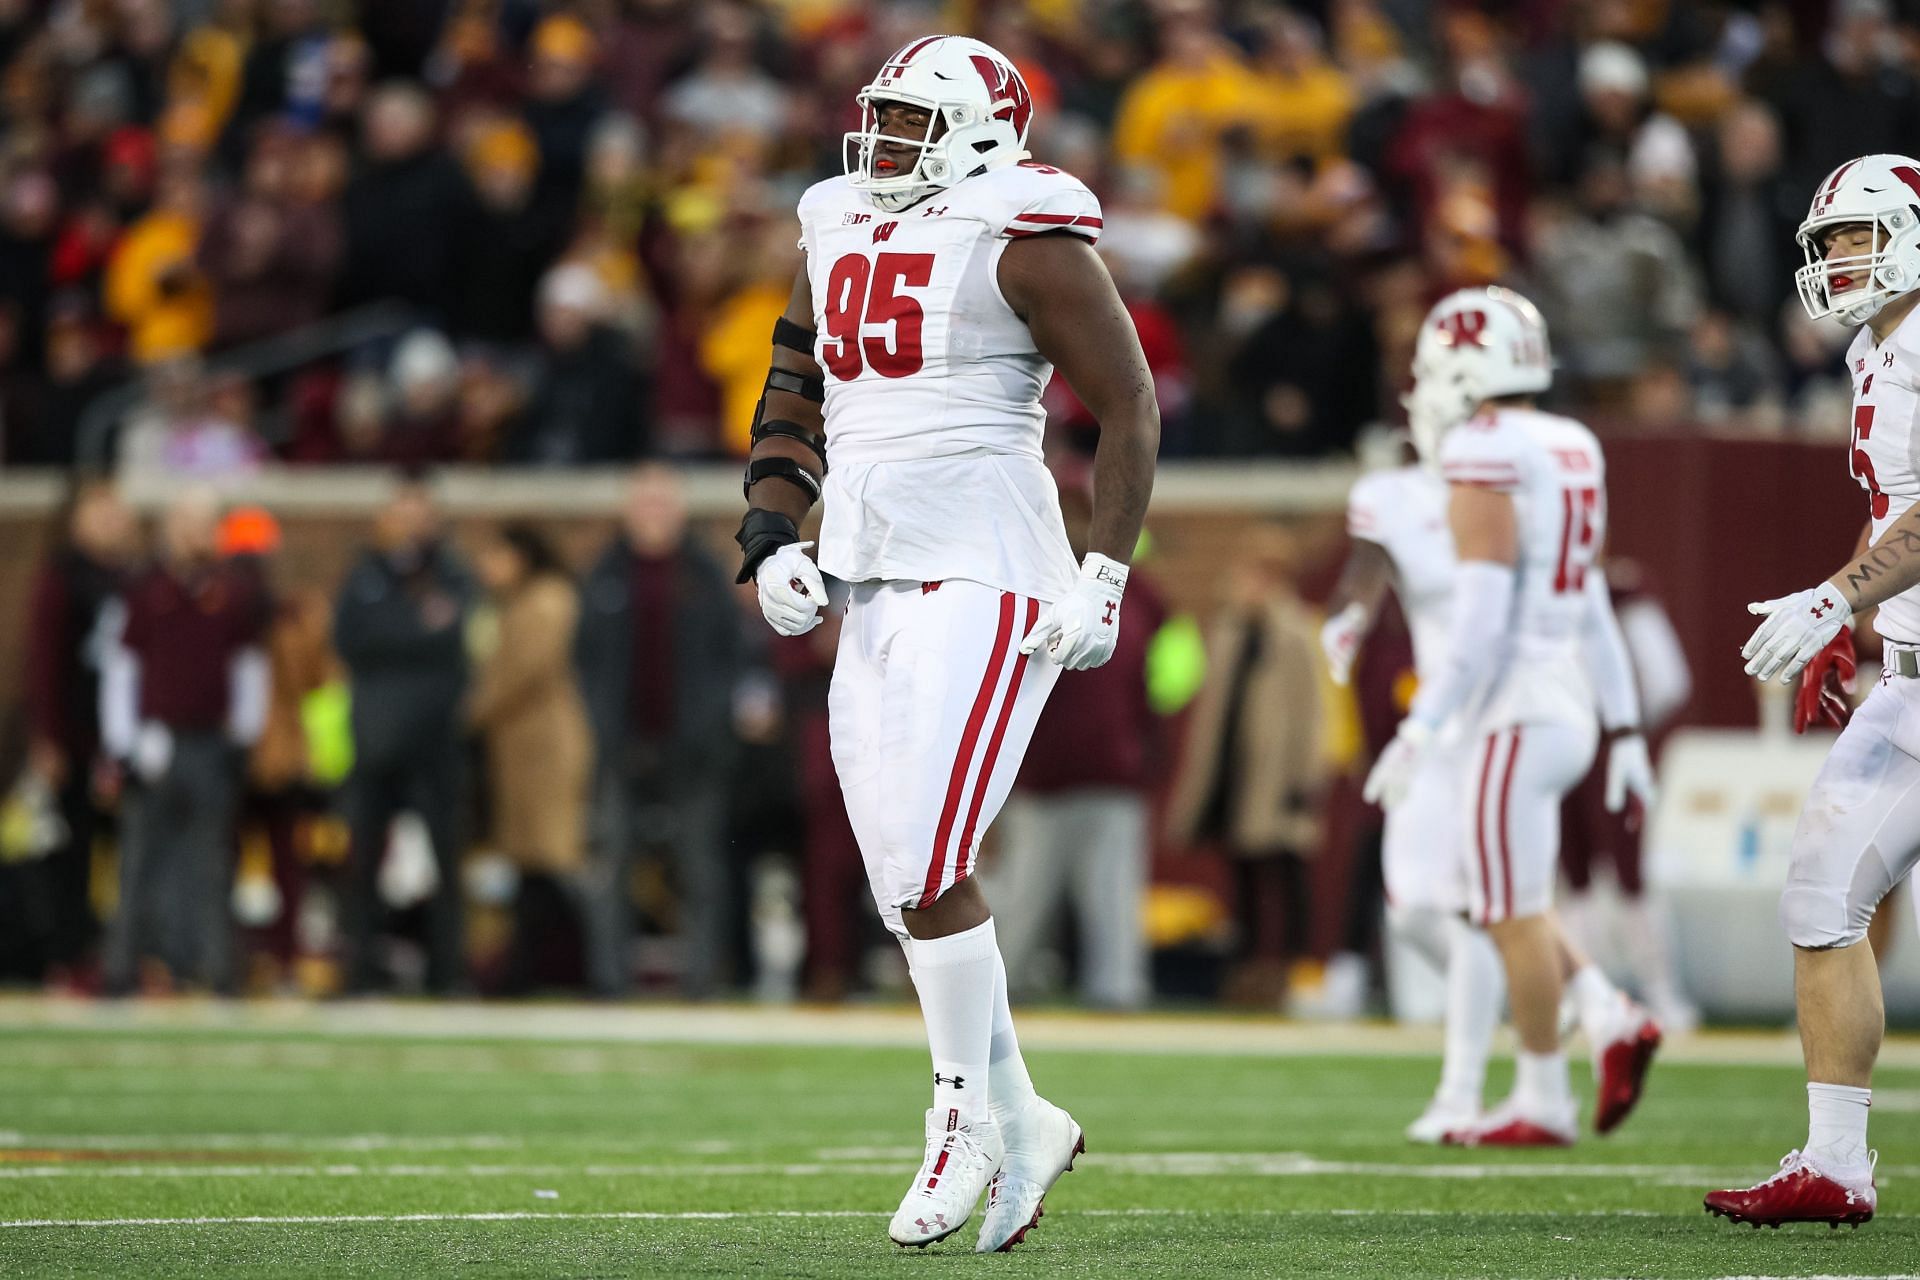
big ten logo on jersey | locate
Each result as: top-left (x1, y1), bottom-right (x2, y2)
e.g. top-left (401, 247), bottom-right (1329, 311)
top-left (822, 251), bottom-right (935, 381)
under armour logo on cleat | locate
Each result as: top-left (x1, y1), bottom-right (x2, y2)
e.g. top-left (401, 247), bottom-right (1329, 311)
top-left (916, 1214), bottom-right (948, 1232)
top-left (934, 1073), bottom-right (965, 1087)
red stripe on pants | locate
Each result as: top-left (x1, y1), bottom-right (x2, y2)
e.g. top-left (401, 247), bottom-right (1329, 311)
top-left (920, 593), bottom-right (1016, 909)
top-left (1497, 728), bottom-right (1524, 921)
top-left (954, 597), bottom-right (1039, 884)
top-left (1473, 733), bottom-right (1499, 923)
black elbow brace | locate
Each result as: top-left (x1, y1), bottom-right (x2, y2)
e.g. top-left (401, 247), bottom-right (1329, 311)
top-left (735, 507), bottom-right (802, 584)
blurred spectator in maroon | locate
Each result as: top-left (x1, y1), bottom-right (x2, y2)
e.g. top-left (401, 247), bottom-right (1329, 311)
top-left (1697, 98), bottom-right (1799, 330)
top-left (221, 507), bottom-right (338, 990)
top-left (4, 297), bottom-right (123, 467)
top-left (378, 329), bottom-right (465, 465)
top-left (1166, 526), bottom-right (1327, 1009)
top-left (1220, 261), bottom-right (1378, 457)
top-left (1384, 8), bottom-right (1531, 257)
top-left (333, 477), bottom-right (474, 994)
top-left (505, 264), bottom-right (647, 464)
top-left (20, 480), bottom-right (137, 985)
top-left (339, 82), bottom-right (464, 316)
top-left (983, 484), bottom-right (1174, 1010)
top-left (200, 124), bottom-right (346, 349)
top-left (101, 488), bottom-right (269, 995)
top-left (523, 15), bottom-right (611, 204)
top-left (449, 117), bottom-right (571, 344)
top-left (118, 360), bottom-right (268, 480)
top-left (575, 464), bottom-right (743, 997)
top-left (602, 0), bottom-right (700, 126)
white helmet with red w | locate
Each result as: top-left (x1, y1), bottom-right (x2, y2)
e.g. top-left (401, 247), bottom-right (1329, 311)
top-left (844, 35), bottom-right (1034, 212)
top-left (1796, 154), bottom-right (1920, 325)
top-left (1404, 287), bottom-right (1553, 465)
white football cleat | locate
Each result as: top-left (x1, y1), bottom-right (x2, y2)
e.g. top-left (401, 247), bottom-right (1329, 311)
top-left (1444, 1094), bottom-right (1578, 1148)
top-left (1405, 1092), bottom-right (1481, 1145)
top-left (975, 1097), bottom-right (1084, 1252)
top-left (888, 1109), bottom-right (1002, 1248)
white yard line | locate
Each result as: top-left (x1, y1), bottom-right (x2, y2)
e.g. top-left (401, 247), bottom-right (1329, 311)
top-left (0, 1132), bottom-right (521, 1152)
top-left (5, 995), bottom-right (1919, 1068)
top-left (1, 1152), bottom-right (1912, 1183)
top-left (0, 1207), bottom-right (1790, 1230)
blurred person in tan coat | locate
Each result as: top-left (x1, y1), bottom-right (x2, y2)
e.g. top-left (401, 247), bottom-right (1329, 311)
top-left (469, 522), bottom-right (592, 990)
top-left (1167, 525), bottom-right (1327, 1008)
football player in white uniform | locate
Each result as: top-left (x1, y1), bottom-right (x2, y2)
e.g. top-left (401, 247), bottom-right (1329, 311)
top-left (1361, 287), bottom-right (1661, 1146)
top-left (733, 36), bottom-right (1158, 1251)
top-left (1708, 153), bottom-right (1920, 1229)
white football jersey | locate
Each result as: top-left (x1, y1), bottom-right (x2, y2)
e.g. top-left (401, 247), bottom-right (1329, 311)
top-left (1844, 310), bottom-right (1920, 644)
top-left (1346, 465), bottom-right (1455, 681)
top-left (795, 163), bottom-right (1102, 600)
top-left (1438, 407), bottom-right (1607, 730)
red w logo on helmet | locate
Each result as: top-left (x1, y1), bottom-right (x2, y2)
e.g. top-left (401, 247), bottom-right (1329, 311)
top-left (968, 55), bottom-right (1032, 138)
top-left (1437, 310), bottom-right (1489, 348)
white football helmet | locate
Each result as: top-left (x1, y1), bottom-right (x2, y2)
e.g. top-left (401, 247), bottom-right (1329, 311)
top-left (1404, 286), bottom-right (1553, 466)
top-left (1795, 153), bottom-right (1920, 325)
top-left (844, 35), bottom-right (1033, 213)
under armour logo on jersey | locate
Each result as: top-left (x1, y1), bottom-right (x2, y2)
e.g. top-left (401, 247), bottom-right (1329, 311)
top-left (1811, 596), bottom-right (1838, 619)
top-left (921, 205), bottom-right (949, 217)
top-left (1437, 310), bottom-right (1488, 348)
top-left (873, 221), bottom-right (899, 243)
top-left (1887, 351), bottom-right (1897, 367)
top-left (933, 1073), bottom-right (965, 1087)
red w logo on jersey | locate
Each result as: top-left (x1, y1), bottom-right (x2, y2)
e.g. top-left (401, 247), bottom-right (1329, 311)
top-left (873, 221), bottom-right (898, 243)
top-left (1437, 310), bottom-right (1489, 348)
top-left (968, 55), bottom-right (1033, 138)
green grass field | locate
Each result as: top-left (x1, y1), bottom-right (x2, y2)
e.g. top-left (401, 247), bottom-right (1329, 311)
top-left (1, 1003), bottom-right (1917, 1278)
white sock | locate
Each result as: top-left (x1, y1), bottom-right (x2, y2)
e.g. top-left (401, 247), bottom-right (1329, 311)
top-left (908, 920), bottom-right (999, 1127)
top-left (1569, 963), bottom-right (1621, 1044)
top-left (1438, 915), bottom-right (1503, 1107)
top-left (1806, 1082), bottom-right (1872, 1176)
top-left (987, 946), bottom-right (1037, 1125)
top-left (1388, 904), bottom-right (1449, 973)
top-left (1515, 1049), bottom-right (1572, 1112)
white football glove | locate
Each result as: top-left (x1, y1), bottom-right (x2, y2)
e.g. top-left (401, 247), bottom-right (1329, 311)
top-left (1361, 718), bottom-right (1433, 810)
top-left (1020, 553), bottom-right (1128, 671)
top-left (754, 541), bottom-right (826, 637)
top-left (1742, 580), bottom-right (1852, 684)
top-left (1604, 731), bottom-right (1656, 815)
top-left (1320, 602), bottom-right (1368, 686)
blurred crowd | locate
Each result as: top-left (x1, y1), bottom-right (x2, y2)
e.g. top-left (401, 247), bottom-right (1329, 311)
top-left (0, 0), bottom-right (1906, 473)
top-left (1, 467), bottom-right (1374, 1004)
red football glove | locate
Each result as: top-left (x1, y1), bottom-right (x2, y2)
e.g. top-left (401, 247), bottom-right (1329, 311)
top-left (1793, 626), bottom-right (1857, 734)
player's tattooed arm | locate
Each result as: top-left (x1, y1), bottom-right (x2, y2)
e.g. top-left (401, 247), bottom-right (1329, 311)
top-left (998, 234), bottom-right (1159, 563)
top-left (1834, 513), bottom-right (1920, 611)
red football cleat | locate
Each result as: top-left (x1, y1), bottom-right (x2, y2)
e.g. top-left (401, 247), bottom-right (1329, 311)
top-left (1705, 1150), bottom-right (1876, 1229)
top-left (1444, 1100), bottom-right (1576, 1148)
top-left (1594, 1015), bottom-right (1662, 1135)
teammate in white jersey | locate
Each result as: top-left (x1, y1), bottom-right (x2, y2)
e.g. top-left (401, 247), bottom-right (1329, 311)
top-left (1708, 153), bottom-right (1920, 1229)
top-left (733, 36), bottom-right (1158, 1252)
top-left (1361, 287), bottom-right (1660, 1146)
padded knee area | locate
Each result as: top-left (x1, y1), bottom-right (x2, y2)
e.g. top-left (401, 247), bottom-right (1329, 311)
top-left (1779, 880), bottom-right (1864, 950)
